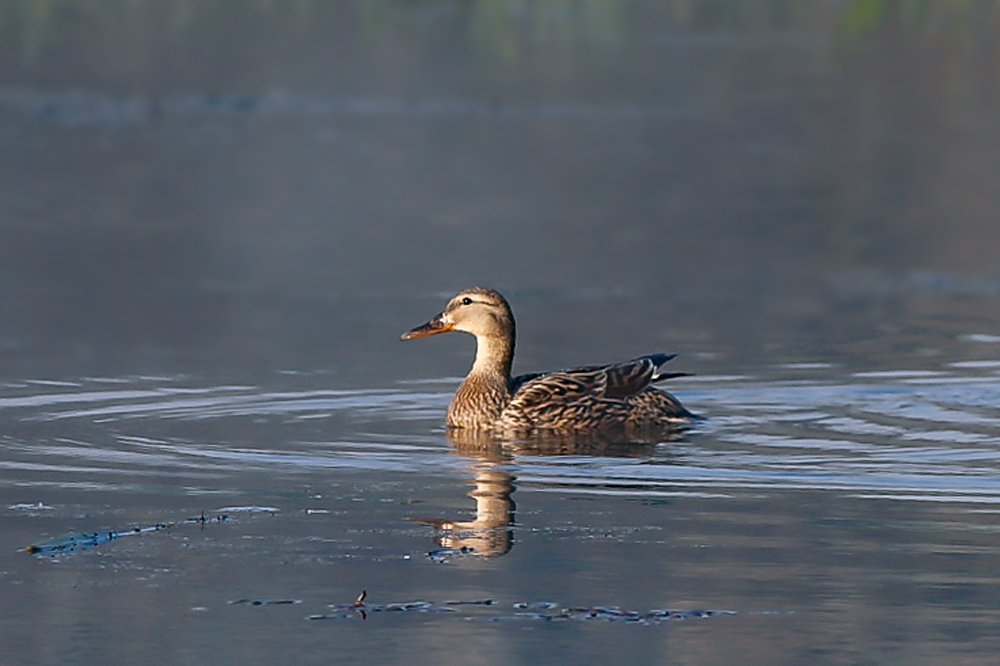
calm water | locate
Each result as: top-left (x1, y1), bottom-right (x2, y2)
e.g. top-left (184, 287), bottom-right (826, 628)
top-left (2, 2), bottom-right (1000, 665)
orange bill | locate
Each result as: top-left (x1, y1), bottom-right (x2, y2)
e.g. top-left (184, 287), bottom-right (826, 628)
top-left (400, 314), bottom-right (454, 340)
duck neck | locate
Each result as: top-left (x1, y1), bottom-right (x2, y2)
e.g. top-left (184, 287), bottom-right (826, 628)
top-left (447, 331), bottom-right (515, 428)
top-left (471, 333), bottom-right (514, 382)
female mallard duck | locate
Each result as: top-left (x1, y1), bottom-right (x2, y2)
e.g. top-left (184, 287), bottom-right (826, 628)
top-left (401, 287), bottom-right (694, 431)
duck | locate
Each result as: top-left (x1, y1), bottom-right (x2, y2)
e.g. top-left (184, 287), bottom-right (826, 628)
top-left (401, 287), bottom-right (694, 431)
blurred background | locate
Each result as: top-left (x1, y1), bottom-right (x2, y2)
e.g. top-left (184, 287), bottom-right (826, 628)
top-left (1, 0), bottom-right (999, 382)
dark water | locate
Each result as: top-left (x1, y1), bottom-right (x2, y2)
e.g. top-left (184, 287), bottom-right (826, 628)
top-left (2, 2), bottom-right (1000, 665)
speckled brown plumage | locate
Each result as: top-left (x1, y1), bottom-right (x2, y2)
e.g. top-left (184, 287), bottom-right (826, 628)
top-left (401, 287), bottom-right (694, 432)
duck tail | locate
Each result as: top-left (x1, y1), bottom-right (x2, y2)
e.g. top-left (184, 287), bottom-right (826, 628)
top-left (643, 353), bottom-right (692, 383)
top-left (651, 371), bottom-right (693, 382)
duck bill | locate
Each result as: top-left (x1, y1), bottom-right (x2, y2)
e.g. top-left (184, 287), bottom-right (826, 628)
top-left (401, 314), bottom-right (454, 340)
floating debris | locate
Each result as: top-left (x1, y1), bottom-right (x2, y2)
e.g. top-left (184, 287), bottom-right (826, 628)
top-left (215, 506), bottom-right (279, 514)
top-left (496, 604), bottom-right (734, 625)
top-left (384, 602), bottom-right (450, 612)
top-left (8, 502), bottom-right (53, 511)
top-left (307, 592), bottom-right (731, 625)
top-left (427, 546), bottom-right (475, 563)
top-left (25, 513), bottom-right (230, 556)
top-left (308, 591), bottom-right (495, 621)
top-left (230, 599), bottom-right (302, 606)
top-left (513, 601), bottom-right (558, 611)
top-left (309, 589), bottom-right (371, 620)
top-left (26, 524), bottom-right (168, 555)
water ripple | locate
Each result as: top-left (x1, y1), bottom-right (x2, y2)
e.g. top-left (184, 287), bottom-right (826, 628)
top-left (1, 373), bottom-right (999, 504)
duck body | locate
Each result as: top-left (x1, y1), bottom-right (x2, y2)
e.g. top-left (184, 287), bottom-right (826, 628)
top-left (402, 287), bottom-right (694, 432)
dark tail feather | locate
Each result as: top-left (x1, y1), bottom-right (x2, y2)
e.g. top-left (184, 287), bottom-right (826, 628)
top-left (646, 353), bottom-right (689, 383)
top-left (651, 371), bottom-right (693, 382)
top-left (643, 353), bottom-right (677, 367)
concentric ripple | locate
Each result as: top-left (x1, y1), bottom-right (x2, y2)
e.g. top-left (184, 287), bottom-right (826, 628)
top-left (1, 369), bottom-right (999, 504)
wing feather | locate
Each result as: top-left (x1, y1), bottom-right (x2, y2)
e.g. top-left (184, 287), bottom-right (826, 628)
top-left (500, 353), bottom-right (690, 430)
top-left (501, 370), bottom-right (610, 429)
top-left (562, 353), bottom-right (679, 398)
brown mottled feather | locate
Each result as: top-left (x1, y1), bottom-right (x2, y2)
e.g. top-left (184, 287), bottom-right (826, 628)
top-left (501, 371), bottom-right (612, 430)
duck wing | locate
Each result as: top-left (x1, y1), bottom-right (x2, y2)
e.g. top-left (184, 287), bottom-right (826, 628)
top-left (501, 369), bottom-right (616, 429)
top-left (566, 353), bottom-right (685, 398)
top-left (510, 353), bottom-right (684, 397)
top-left (502, 354), bottom-right (691, 429)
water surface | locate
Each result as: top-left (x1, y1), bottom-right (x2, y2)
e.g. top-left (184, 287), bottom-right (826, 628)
top-left (4, 364), bottom-right (1000, 664)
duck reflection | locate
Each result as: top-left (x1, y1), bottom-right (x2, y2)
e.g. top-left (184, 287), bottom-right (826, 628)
top-left (411, 426), bottom-right (686, 558)
top-left (409, 429), bottom-right (515, 557)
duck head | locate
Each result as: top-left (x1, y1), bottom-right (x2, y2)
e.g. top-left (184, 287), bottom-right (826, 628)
top-left (401, 287), bottom-right (515, 341)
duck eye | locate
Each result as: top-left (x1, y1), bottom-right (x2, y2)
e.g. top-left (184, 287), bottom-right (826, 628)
top-left (461, 297), bottom-right (473, 306)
